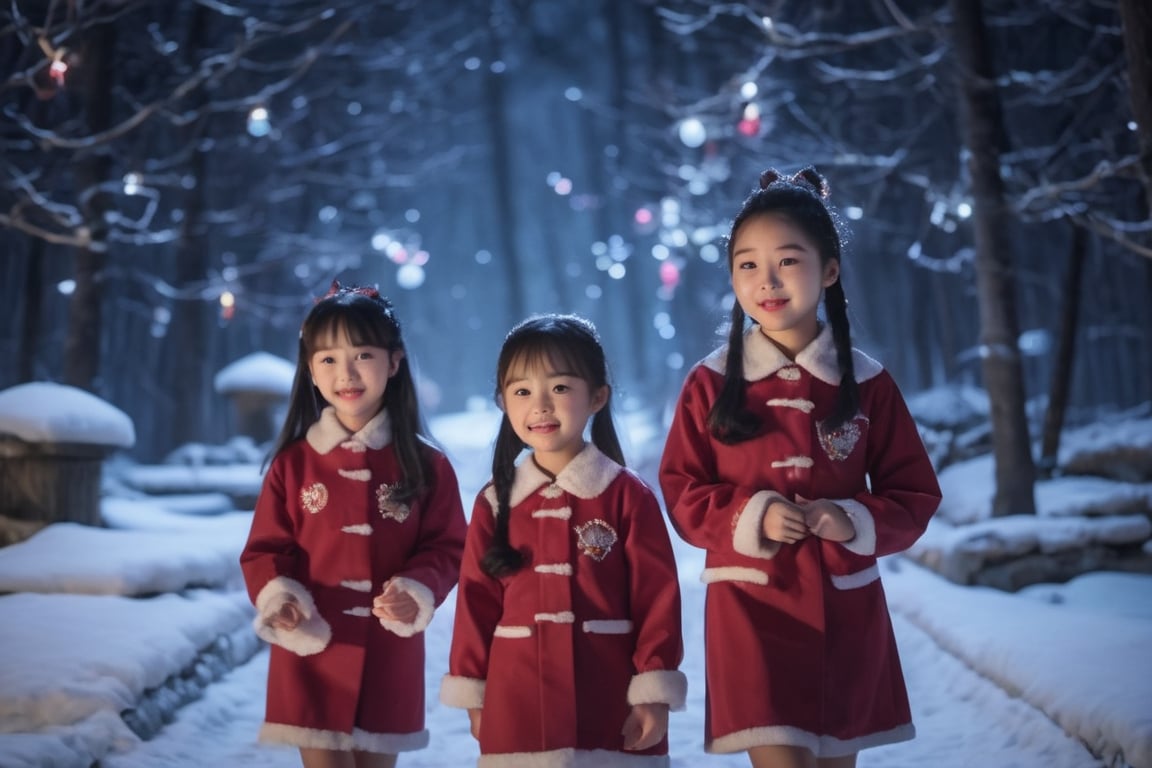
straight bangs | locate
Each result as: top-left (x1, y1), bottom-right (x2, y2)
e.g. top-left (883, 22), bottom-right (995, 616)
top-left (499, 337), bottom-right (595, 390)
top-left (303, 301), bottom-right (398, 355)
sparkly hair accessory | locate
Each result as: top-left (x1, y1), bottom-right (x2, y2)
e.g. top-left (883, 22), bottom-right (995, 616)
top-left (316, 279), bottom-right (381, 303)
top-left (758, 166), bottom-right (829, 199)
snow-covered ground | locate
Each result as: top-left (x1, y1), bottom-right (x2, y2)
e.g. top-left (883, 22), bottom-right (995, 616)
top-left (0, 403), bottom-right (1150, 768)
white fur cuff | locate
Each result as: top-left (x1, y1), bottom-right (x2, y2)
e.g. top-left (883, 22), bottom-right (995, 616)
top-left (253, 576), bottom-right (331, 656)
top-left (378, 576), bottom-right (436, 637)
top-left (732, 491), bottom-right (785, 559)
top-left (626, 669), bottom-right (688, 711)
top-left (440, 674), bottom-right (486, 709)
top-left (836, 498), bottom-right (876, 556)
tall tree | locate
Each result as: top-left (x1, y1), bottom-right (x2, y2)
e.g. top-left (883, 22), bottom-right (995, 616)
top-left (1119, 0), bottom-right (1152, 215)
top-left (947, 0), bottom-right (1036, 515)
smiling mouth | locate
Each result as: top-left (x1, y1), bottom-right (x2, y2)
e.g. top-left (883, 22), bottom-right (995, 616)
top-left (529, 423), bottom-right (559, 433)
top-left (759, 299), bottom-right (788, 310)
top-left (336, 389), bottom-right (364, 398)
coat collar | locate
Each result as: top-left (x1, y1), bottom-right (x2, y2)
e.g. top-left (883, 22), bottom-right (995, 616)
top-left (485, 442), bottom-right (623, 510)
top-left (703, 324), bottom-right (883, 385)
top-left (305, 406), bottom-right (393, 454)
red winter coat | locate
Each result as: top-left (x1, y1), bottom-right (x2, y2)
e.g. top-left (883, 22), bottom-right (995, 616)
top-left (240, 407), bottom-right (466, 754)
top-left (441, 444), bottom-right (687, 767)
top-left (659, 326), bottom-right (941, 757)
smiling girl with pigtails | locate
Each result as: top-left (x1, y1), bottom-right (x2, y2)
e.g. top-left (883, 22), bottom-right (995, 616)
top-left (441, 313), bottom-right (686, 767)
top-left (659, 169), bottom-right (941, 768)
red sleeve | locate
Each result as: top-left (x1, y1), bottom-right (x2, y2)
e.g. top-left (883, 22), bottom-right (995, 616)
top-left (239, 457), bottom-right (302, 602)
top-left (623, 478), bottom-right (683, 675)
top-left (658, 366), bottom-right (766, 555)
top-left (855, 372), bottom-right (942, 556)
top-left (393, 451), bottom-right (467, 606)
top-left (446, 491), bottom-right (503, 685)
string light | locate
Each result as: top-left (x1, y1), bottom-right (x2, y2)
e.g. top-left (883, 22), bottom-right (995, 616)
top-left (49, 57), bottom-right (68, 86)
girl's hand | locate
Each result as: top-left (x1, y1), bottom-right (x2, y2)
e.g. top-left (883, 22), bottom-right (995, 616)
top-left (372, 580), bottom-right (419, 624)
top-left (621, 702), bottom-right (669, 751)
top-left (266, 596), bottom-right (303, 631)
top-left (467, 708), bottom-right (482, 741)
top-left (761, 499), bottom-right (809, 544)
top-left (798, 496), bottom-right (856, 542)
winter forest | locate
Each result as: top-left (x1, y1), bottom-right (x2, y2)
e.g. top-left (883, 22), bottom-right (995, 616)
top-left (2, 0), bottom-right (1150, 481)
top-left (3, 2), bottom-right (1152, 767)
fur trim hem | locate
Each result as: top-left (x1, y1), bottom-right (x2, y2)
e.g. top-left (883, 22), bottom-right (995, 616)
top-left (258, 722), bottom-right (429, 753)
top-left (440, 674), bottom-right (485, 709)
top-left (836, 498), bottom-right (877, 556)
top-left (252, 576), bottom-right (331, 656)
top-left (477, 748), bottom-right (669, 767)
top-left (627, 669), bottom-right (688, 711)
top-left (732, 491), bottom-right (785, 559)
top-left (377, 576), bottom-right (435, 637)
top-left (706, 722), bottom-right (915, 757)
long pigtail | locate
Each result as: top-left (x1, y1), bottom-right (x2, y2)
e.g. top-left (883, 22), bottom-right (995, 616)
top-left (480, 417), bottom-right (526, 578)
top-left (821, 279), bottom-right (859, 433)
top-left (706, 302), bottom-right (761, 444)
top-left (590, 405), bottom-right (625, 466)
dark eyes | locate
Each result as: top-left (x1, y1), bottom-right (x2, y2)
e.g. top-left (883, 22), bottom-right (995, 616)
top-left (510, 383), bottom-right (571, 396)
top-left (737, 257), bottom-right (798, 270)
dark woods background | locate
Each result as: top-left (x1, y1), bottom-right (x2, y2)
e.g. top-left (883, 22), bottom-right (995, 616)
top-left (2, 1), bottom-right (1150, 484)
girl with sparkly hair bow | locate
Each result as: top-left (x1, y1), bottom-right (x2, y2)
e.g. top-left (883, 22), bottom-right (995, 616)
top-left (659, 169), bottom-right (941, 768)
top-left (241, 280), bottom-right (466, 768)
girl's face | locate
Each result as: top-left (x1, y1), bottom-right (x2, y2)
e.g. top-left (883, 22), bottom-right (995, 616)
top-left (308, 325), bottom-right (403, 433)
top-left (730, 212), bottom-right (840, 357)
top-left (499, 354), bottom-right (608, 477)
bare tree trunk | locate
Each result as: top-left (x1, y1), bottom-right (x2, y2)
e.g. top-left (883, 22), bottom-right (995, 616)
top-left (63, 22), bottom-right (116, 392)
top-left (18, 238), bottom-right (44, 383)
top-left (948, 0), bottom-right (1037, 516)
top-left (484, 1), bottom-right (524, 323)
top-left (1119, 0), bottom-right (1152, 215)
top-left (1038, 223), bottom-right (1086, 478)
top-left (164, 5), bottom-right (213, 455)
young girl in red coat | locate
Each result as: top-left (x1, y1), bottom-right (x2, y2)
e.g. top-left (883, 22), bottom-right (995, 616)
top-left (240, 282), bottom-right (467, 768)
top-left (441, 314), bottom-right (687, 767)
top-left (659, 169), bottom-right (942, 768)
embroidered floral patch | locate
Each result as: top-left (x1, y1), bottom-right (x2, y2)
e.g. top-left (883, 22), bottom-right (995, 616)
top-left (300, 483), bottom-right (328, 514)
top-left (574, 519), bottom-right (618, 561)
top-left (817, 416), bottom-right (867, 462)
top-left (377, 483), bottom-right (411, 523)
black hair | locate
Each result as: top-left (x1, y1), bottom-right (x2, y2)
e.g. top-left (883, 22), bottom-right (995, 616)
top-left (268, 281), bottom-right (430, 499)
top-left (707, 166), bottom-right (859, 444)
top-left (480, 313), bottom-right (624, 578)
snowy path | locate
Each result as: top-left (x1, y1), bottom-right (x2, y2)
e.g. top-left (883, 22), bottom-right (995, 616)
top-left (101, 565), bottom-right (1103, 768)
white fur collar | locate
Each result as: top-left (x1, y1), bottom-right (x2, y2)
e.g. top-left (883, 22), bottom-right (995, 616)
top-left (703, 324), bottom-right (883, 385)
top-left (305, 406), bottom-right (393, 454)
top-left (484, 443), bottom-right (623, 510)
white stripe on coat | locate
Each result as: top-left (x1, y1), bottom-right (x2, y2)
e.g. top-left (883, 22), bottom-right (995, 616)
top-left (701, 567), bottom-right (770, 586)
top-left (534, 611), bottom-right (575, 624)
top-left (830, 564), bottom-right (880, 590)
top-left (532, 507), bottom-right (572, 520)
top-left (766, 397), bottom-right (815, 413)
top-left (583, 619), bottom-right (633, 634)
top-left (494, 625), bottom-right (532, 638)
